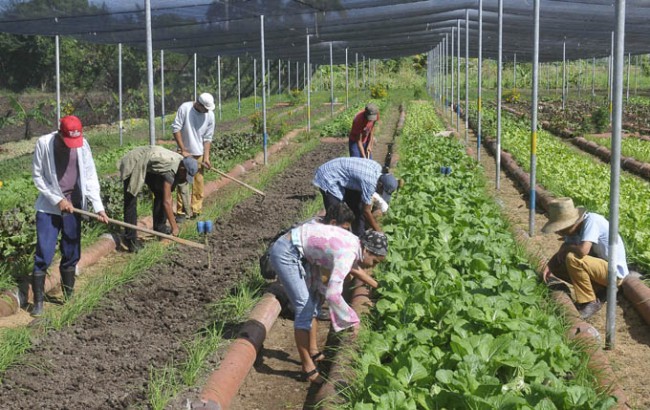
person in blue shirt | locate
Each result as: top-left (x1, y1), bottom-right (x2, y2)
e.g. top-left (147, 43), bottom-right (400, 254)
top-left (313, 157), bottom-right (397, 236)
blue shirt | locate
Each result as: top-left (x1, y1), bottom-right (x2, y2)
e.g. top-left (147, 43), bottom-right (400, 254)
top-left (313, 157), bottom-right (382, 205)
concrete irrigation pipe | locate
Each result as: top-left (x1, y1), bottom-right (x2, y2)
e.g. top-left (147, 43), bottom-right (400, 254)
top-left (469, 117), bottom-right (650, 330)
top-left (192, 293), bottom-right (282, 410)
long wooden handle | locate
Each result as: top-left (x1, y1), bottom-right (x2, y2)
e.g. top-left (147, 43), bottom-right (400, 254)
top-left (72, 208), bottom-right (206, 250)
top-left (206, 166), bottom-right (266, 197)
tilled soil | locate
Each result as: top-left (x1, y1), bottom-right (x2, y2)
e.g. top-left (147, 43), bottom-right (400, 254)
top-left (227, 103), bottom-right (399, 410)
top-left (0, 141), bottom-right (345, 409)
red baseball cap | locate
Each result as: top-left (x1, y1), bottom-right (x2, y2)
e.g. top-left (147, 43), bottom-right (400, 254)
top-left (59, 115), bottom-right (84, 148)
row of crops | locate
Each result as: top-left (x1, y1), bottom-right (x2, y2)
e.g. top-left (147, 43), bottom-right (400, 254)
top-left (345, 102), bottom-right (614, 409)
top-left (469, 105), bottom-right (650, 272)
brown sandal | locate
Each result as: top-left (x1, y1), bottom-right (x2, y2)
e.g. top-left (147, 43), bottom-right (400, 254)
top-left (310, 351), bottom-right (326, 362)
top-left (302, 367), bottom-right (324, 385)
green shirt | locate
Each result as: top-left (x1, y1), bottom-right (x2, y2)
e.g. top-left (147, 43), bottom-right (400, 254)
top-left (119, 146), bottom-right (185, 195)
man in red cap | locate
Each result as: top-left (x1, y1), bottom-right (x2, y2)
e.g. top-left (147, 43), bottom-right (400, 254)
top-left (25, 115), bottom-right (109, 316)
top-left (348, 103), bottom-right (379, 159)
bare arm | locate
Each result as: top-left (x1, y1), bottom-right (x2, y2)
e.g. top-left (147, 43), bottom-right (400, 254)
top-left (562, 241), bottom-right (592, 259)
top-left (357, 139), bottom-right (367, 158)
top-left (363, 203), bottom-right (381, 232)
top-left (349, 267), bottom-right (378, 288)
top-left (203, 141), bottom-right (212, 169)
top-left (162, 181), bottom-right (180, 236)
top-left (173, 131), bottom-right (190, 158)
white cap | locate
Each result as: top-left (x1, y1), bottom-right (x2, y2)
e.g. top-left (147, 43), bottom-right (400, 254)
top-left (197, 93), bottom-right (215, 111)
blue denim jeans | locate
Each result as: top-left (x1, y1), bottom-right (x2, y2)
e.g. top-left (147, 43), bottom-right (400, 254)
top-left (348, 140), bottom-right (372, 159)
top-left (34, 211), bottom-right (81, 272)
top-left (269, 236), bottom-right (318, 330)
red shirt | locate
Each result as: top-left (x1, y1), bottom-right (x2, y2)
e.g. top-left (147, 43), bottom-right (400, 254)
top-left (348, 110), bottom-right (379, 144)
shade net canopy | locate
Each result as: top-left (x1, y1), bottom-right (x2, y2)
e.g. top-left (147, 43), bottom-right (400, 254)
top-left (0, 0), bottom-right (649, 63)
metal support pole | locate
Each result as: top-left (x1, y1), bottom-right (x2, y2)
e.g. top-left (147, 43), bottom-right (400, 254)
top-left (217, 55), bottom-right (222, 120)
top-left (529, 0), bottom-right (540, 237)
top-left (355, 53), bottom-right (359, 89)
top-left (288, 59), bottom-right (291, 91)
top-left (609, 32), bottom-right (614, 121)
top-left (160, 49), bottom-right (165, 139)
top-left (296, 61), bottom-right (299, 91)
top-left (330, 42), bottom-right (334, 117)
top-left (267, 59), bottom-right (271, 98)
top-left (457, 19), bottom-right (461, 132)
top-left (373, 59), bottom-right (376, 84)
top-left (440, 34), bottom-right (449, 113)
top-left (562, 39), bottom-right (566, 110)
top-left (278, 59), bottom-right (281, 95)
top-left (237, 57), bottom-right (241, 115)
top-left (634, 55), bottom-right (639, 96)
top-left (260, 16), bottom-right (268, 164)
top-left (194, 53), bottom-right (197, 101)
top-left (465, 9), bottom-right (469, 145)
top-left (606, 0), bottom-right (626, 350)
top-left (145, 0), bottom-right (155, 145)
top-left (119, 44), bottom-right (123, 145)
top-left (592, 57), bottom-right (596, 98)
top-left (578, 59), bottom-right (582, 98)
top-left (477, 0), bottom-right (483, 161)
top-left (345, 48), bottom-right (349, 108)
top-left (55, 35), bottom-right (60, 124)
top-left (254, 58), bottom-right (258, 110)
top-left (496, 0), bottom-right (503, 190)
top-left (362, 55), bottom-right (366, 87)
top-left (451, 30), bottom-right (455, 125)
top-left (307, 34), bottom-right (311, 132)
top-left (513, 53), bottom-right (517, 89)
top-left (626, 53), bottom-right (631, 102)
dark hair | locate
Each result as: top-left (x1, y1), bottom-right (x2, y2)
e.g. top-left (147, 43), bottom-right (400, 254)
top-left (324, 203), bottom-right (355, 227)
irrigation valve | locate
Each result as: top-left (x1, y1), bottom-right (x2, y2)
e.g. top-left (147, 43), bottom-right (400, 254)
top-left (197, 220), bottom-right (214, 269)
top-left (440, 166), bottom-right (453, 176)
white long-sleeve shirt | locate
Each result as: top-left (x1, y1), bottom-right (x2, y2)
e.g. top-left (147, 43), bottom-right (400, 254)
top-left (171, 101), bottom-right (215, 156)
top-left (32, 132), bottom-right (105, 215)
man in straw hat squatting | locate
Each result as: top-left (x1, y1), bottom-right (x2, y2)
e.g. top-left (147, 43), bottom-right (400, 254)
top-left (541, 197), bottom-right (629, 319)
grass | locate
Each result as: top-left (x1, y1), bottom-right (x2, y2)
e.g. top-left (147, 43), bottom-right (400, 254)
top-left (144, 131), bottom-right (331, 409)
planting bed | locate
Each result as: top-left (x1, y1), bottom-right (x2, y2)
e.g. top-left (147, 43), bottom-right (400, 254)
top-left (0, 141), bottom-right (344, 409)
top-left (457, 104), bottom-right (650, 408)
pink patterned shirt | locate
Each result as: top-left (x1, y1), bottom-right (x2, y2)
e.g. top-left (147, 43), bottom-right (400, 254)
top-left (292, 222), bottom-right (362, 331)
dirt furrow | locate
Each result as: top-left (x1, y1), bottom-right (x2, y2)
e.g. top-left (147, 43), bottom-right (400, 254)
top-left (0, 141), bottom-right (344, 409)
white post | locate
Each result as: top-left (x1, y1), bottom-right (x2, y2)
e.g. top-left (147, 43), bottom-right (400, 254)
top-left (254, 58), bottom-right (258, 111)
top-left (217, 55), bottom-right (222, 120)
top-left (145, 0), bottom-right (155, 145)
top-left (260, 16), bottom-right (268, 164)
top-left (193, 53), bottom-right (197, 101)
top-left (55, 35), bottom-right (61, 124)
top-left (119, 44), bottom-right (124, 145)
top-left (307, 34), bottom-right (311, 131)
top-left (345, 48), bottom-right (349, 108)
top-left (237, 57), bottom-right (241, 115)
top-left (160, 49), bottom-right (164, 139)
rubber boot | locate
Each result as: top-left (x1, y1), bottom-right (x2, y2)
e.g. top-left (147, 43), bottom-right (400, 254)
top-left (13, 275), bottom-right (29, 309)
top-left (31, 271), bottom-right (46, 317)
top-left (60, 267), bottom-right (76, 301)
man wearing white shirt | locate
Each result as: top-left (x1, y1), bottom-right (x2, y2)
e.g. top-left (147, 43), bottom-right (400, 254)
top-left (541, 197), bottom-right (629, 319)
top-left (28, 115), bottom-right (109, 316)
top-left (172, 92), bottom-right (215, 218)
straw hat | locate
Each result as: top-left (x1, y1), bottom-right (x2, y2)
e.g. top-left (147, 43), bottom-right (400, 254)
top-left (541, 197), bottom-right (586, 234)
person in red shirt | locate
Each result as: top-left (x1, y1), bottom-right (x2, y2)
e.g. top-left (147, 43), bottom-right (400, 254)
top-left (348, 103), bottom-right (379, 159)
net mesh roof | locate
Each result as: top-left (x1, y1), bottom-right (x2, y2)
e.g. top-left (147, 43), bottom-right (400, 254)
top-left (0, 1), bottom-right (648, 63)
